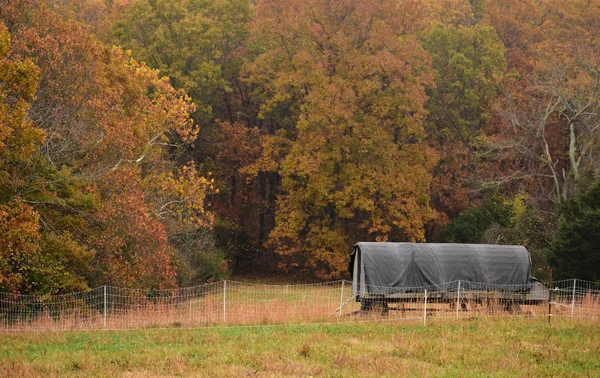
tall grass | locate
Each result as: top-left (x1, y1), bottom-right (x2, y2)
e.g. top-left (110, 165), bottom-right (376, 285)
top-left (2, 280), bottom-right (599, 331)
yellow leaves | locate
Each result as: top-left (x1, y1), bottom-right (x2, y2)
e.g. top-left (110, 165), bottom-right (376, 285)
top-left (109, 46), bottom-right (199, 146)
top-left (506, 193), bottom-right (529, 226)
top-left (0, 23), bottom-right (43, 156)
top-left (0, 200), bottom-right (41, 291)
top-left (242, 131), bottom-right (290, 177)
top-left (421, 0), bottom-right (475, 28)
top-left (0, 24), bottom-right (9, 56)
top-left (246, 0), bottom-right (439, 277)
top-left (0, 21), bottom-right (46, 204)
top-left (149, 162), bottom-right (216, 232)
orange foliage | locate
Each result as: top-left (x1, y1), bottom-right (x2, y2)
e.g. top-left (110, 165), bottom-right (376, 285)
top-left (1, 4), bottom-right (211, 290)
top-left (205, 121), bottom-right (264, 240)
top-left (8, 7), bottom-right (197, 171)
top-left (246, 0), bottom-right (437, 278)
top-left (91, 168), bottom-right (176, 288)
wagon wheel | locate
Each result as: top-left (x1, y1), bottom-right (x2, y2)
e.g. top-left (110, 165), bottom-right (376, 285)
top-left (449, 298), bottom-right (469, 311)
top-left (360, 299), bottom-right (389, 316)
top-left (503, 299), bottom-right (521, 314)
top-left (380, 302), bottom-right (389, 316)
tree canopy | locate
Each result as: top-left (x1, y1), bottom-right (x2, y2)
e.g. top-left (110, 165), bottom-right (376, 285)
top-left (1, 0), bottom-right (599, 290)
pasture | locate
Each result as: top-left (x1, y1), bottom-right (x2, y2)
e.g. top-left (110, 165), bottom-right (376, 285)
top-left (1, 318), bottom-right (599, 377)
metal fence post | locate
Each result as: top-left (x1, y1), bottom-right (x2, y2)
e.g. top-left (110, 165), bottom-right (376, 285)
top-left (547, 268), bottom-right (553, 324)
top-left (223, 280), bottom-right (227, 324)
top-left (423, 289), bottom-right (428, 326)
top-left (338, 281), bottom-right (345, 318)
top-left (571, 278), bottom-right (577, 318)
top-left (103, 285), bottom-right (107, 329)
top-left (456, 280), bottom-right (461, 320)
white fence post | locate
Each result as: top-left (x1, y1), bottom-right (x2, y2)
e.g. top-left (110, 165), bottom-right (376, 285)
top-left (103, 285), bottom-right (107, 329)
top-left (338, 280), bottom-right (345, 318)
top-left (423, 289), bottom-right (428, 326)
top-left (456, 281), bottom-right (461, 320)
top-left (223, 280), bottom-right (227, 324)
top-left (571, 278), bottom-right (577, 318)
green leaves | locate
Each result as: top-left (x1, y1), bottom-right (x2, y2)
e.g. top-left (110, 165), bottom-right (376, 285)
top-left (424, 23), bottom-right (505, 144)
top-left (423, 23), bottom-right (506, 229)
top-left (551, 181), bottom-right (600, 281)
top-left (111, 0), bottom-right (251, 123)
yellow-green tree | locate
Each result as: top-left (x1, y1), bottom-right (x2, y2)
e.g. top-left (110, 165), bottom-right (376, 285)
top-left (110, 0), bottom-right (252, 124)
top-left (422, 23), bottom-right (506, 230)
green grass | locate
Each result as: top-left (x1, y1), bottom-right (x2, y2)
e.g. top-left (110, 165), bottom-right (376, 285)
top-left (1, 318), bottom-right (599, 377)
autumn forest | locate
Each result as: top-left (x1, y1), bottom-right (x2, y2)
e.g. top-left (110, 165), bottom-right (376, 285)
top-left (1, 0), bottom-right (599, 295)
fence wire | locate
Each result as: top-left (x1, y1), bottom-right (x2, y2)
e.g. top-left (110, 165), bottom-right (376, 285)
top-left (1, 279), bottom-right (599, 331)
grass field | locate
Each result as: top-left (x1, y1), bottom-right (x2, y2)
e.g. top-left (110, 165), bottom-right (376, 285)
top-left (1, 318), bottom-right (599, 377)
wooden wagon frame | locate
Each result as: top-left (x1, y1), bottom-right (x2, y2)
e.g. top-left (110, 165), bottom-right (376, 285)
top-left (349, 242), bottom-right (548, 315)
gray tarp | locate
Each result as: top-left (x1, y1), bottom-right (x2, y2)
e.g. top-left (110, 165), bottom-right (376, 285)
top-left (350, 243), bottom-right (535, 296)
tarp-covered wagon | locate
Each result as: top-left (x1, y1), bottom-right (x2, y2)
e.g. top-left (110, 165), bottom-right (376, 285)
top-left (349, 242), bottom-right (547, 314)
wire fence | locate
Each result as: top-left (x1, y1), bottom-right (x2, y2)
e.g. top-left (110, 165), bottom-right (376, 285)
top-left (1, 279), bottom-right (599, 331)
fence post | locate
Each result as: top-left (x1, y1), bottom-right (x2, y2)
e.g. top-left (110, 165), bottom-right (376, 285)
top-left (423, 289), bottom-right (427, 326)
top-left (547, 268), bottom-right (553, 324)
top-left (103, 285), bottom-right (107, 329)
top-left (338, 281), bottom-right (345, 318)
top-left (223, 280), bottom-right (227, 324)
top-left (456, 280), bottom-right (461, 320)
top-left (189, 295), bottom-right (193, 324)
top-left (570, 278), bottom-right (577, 318)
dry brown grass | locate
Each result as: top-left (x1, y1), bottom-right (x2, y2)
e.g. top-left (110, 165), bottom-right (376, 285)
top-left (3, 283), bottom-right (600, 331)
